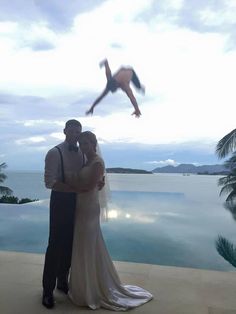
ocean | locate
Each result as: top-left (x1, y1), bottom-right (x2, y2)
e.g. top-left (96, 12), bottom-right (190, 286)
top-left (1, 172), bottom-right (236, 271)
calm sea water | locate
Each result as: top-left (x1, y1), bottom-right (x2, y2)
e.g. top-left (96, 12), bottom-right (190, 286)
top-left (1, 172), bottom-right (236, 271)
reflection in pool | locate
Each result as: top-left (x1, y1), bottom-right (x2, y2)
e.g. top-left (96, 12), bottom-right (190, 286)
top-left (0, 188), bottom-right (236, 271)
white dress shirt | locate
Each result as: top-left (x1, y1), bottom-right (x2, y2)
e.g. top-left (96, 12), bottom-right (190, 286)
top-left (44, 141), bottom-right (84, 190)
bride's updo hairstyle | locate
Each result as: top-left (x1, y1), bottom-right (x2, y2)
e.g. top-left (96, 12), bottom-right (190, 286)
top-left (79, 131), bottom-right (97, 152)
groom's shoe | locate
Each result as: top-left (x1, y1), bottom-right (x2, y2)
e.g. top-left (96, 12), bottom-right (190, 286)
top-left (42, 292), bottom-right (55, 309)
top-left (57, 282), bottom-right (69, 294)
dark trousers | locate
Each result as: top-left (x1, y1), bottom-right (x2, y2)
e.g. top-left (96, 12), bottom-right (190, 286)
top-left (131, 70), bottom-right (142, 89)
top-left (42, 191), bottom-right (76, 294)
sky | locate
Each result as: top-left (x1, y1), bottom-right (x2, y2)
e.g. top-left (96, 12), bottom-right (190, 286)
top-left (0, 0), bottom-right (235, 171)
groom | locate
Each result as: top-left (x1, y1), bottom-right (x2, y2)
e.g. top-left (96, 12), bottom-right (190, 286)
top-left (42, 119), bottom-right (84, 309)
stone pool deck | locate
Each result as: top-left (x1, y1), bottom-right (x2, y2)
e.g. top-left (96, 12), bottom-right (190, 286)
top-left (0, 251), bottom-right (236, 314)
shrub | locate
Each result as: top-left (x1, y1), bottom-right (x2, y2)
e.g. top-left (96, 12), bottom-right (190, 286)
top-left (0, 195), bottom-right (38, 204)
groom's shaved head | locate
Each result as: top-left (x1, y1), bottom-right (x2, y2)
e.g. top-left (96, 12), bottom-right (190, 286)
top-left (64, 119), bottom-right (82, 143)
top-left (65, 119), bottom-right (82, 129)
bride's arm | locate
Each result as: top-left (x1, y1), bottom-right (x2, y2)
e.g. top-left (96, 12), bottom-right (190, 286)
top-left (80, 162), bottom-right (104, 192)
top-left (65, 174), bottom-right (84, 192)
top-left (66, 162), bottom-right (104, 193)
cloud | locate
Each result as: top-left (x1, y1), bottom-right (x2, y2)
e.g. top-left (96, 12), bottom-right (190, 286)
top-left (0, 0), bottom-right (107, 32)
top-left (25, 39), bottom-right (55, 51)
top-left (146, 159), bottom-right (179, 167)
top-left (178, 1), bottom-right (236, 48)
top-left (135, 0), bottom-right (236, 48)
top-left (15, 136), bottom-right (46, 145)
top-left (0, 93), bottom-right (59, 120)
top-left (110, 42), bottom-right (123, 49)
top-left (1, 0), bottom-right (235, 170)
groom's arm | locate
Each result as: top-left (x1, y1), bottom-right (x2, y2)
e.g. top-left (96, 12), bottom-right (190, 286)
top-left (44, 149), bottom-right (76, 193)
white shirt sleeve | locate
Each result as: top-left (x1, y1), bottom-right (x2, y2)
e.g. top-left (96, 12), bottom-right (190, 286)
top-left (44, 148), bottom-right (60, 189)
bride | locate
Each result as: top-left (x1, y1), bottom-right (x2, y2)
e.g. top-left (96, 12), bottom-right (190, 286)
top-left (67, 131), bottom-right (153, 311)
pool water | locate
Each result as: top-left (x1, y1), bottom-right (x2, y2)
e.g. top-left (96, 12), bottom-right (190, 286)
top-left (1, 172), bottom-right (236, 272)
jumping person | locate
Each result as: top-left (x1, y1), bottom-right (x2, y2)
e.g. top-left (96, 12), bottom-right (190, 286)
top-left (86, 59), bottom-right (145, 118)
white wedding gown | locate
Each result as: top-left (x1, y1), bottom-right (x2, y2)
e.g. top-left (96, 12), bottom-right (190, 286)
top-left (68, 156), bottom-right (153, 311)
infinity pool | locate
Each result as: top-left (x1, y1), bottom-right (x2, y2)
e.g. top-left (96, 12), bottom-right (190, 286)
top-left (1, 173), bottom-right (236, 271)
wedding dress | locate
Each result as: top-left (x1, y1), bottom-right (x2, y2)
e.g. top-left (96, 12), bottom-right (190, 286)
top-left (68, 156), bottom-right (153, 311)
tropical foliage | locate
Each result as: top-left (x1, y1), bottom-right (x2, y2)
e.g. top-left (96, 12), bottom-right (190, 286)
top-left (216, 236), bottom-right (236, 268)
top-left (0, 195), bottom-right (38, 204)
top-left (218, 154), bottom-right (236, 202)
top-left (0, 162), bottom-right (13, 196)
top-left (216, 129), bottom-right (236, 202)
top-left (216, 128), bottom-right (236, 159)
top-left (215, 128), bottom-right (236, 267)
top-left (0, 162), bottom-right (36, 204)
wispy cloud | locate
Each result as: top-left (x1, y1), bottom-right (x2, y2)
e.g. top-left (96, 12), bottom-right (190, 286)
top-left (146, 159), bottom-right (179, 167)
top-left (15, 136), bottom-right (46, 145)
top-left (0, 0), bottom-right (107, 32)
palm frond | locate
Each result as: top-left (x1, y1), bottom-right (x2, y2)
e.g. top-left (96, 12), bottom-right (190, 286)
top-left (218, 175), bottom-right (236, 187)
top-left (0, 162), bottom-right (12, 193)
top-left (0, 173), bottom-right (7, 183)
top-left (0, 162), bottom-right (7, 170)
top-left (219, 184), bottom-right (236, 197)
top-left (216, 236), bottom-right (236, 267)
top-left (224, 201), bottom-right (236, 221)
top-left (0, 162), bottom-right (8, 183)
top-left (226, 190), bottom-right (236, 202)
top-left (0, 186), bottom-right (13, 196)
top-left (216, 129), bottom-right (236, 159)
top-left (224, 153), bottom-right (236, 169)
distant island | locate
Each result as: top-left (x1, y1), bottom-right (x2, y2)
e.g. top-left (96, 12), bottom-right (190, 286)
top-left (106, 167), bottom-right (152, 174)
top-left (105, 164), bottom-right (229, 175)
top-left (152, 163), bottom-right (229, 175)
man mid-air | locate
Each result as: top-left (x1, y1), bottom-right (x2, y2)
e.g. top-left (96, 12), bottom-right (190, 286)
top-left (86, 59), bottom-right (145, 118)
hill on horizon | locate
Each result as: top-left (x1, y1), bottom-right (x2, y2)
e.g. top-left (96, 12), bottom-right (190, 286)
top-left (152, 163), bottom-right (228, 174)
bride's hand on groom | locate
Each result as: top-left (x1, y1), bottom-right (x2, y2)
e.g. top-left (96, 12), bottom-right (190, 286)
top-left (97, 176), bottom-right (105, 191)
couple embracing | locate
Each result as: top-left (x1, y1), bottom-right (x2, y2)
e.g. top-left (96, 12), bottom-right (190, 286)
top-left (42, 119), bottom-right (153, 311)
